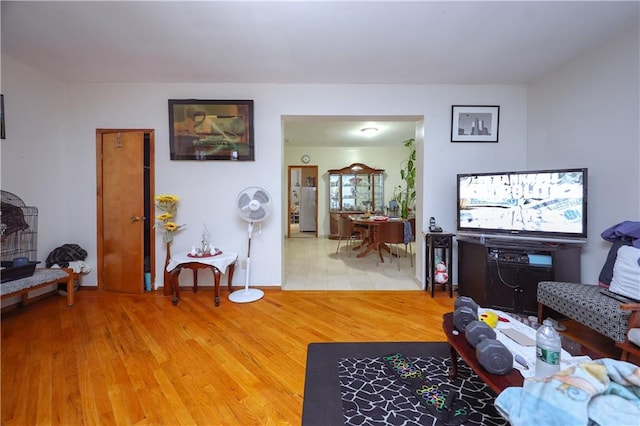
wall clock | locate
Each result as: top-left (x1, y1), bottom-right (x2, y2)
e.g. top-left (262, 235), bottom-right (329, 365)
top-left (301, 154), bottom-right (310, 164)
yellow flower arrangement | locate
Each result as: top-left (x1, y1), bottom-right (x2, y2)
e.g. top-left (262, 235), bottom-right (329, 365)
top-left (157, 212), bottom-right (172, 222)
top-left (155, 194), bottom-right (185, 243)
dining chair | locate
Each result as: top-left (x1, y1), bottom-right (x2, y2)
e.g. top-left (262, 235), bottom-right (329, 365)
top-left (379, 221), bottom-right (405, 270)
top-left (380, 219), bottom-right (415, 270)
top-left (335, 215), bottom-right (364, 257)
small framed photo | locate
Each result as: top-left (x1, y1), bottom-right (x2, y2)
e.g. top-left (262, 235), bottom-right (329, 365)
top-left (451, 105), bottom-right (500, 143)
top-left (1, 94), bottom-right (5, 140)
top-left (168, 99), bottom-right (254, 161)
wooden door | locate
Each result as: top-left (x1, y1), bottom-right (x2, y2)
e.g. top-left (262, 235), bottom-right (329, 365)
top-left (97, 130), bottom-right (155, 293)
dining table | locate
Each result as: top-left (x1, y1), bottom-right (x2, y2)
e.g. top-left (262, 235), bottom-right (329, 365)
top-left (348, 215), bottom-right (403, 262)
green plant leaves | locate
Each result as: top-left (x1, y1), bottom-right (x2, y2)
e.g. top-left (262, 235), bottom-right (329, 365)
top-left (397, 138), bottom-right (416, 218)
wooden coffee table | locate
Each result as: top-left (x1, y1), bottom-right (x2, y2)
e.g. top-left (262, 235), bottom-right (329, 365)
top-left (442, 312), bottom-right (601, 394)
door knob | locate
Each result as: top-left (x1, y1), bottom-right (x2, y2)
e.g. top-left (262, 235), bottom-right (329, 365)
top-left (130, 216), bottom-right (145, 222)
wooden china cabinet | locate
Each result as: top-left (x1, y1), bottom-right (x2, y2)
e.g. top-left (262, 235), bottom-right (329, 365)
top-left (327, 163), bottom-right (384, 239)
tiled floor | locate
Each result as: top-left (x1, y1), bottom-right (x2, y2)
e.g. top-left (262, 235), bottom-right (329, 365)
top-left (283, 236), bottom-right (423, 290)
top-left (288, 223), bottom-right (316, 238)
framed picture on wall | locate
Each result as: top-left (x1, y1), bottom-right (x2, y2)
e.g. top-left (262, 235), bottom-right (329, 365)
top-left (168, 99), bottom-right (254, 160)
top-left (451, 105), bottom-right (500, 143)
top-left (1, 94), bottom-right (5, 140)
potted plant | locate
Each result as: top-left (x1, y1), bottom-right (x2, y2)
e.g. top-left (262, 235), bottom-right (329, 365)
top-left (395, 138), bottom-right (416, 219)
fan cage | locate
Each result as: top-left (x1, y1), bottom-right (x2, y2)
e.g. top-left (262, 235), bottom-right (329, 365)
top-left (237, 187), bottom-right (272, 222)
top-left (1, 190), bottom-right (38, 262)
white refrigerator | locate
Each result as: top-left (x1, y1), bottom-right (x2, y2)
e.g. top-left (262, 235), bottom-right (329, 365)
top-left (299, 187), bottom-right (317, 232)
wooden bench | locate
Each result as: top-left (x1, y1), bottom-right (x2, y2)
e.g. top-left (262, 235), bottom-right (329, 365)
top-left (616, 303), bottom-right (640, 362)
top-left (1, 268), bottom-right (75, 307)
top-left (537, 281), bottom-right (640, 361)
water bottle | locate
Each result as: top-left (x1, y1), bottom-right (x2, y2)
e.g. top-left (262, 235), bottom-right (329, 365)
top-left (535, 319), bottom-right (561, 378)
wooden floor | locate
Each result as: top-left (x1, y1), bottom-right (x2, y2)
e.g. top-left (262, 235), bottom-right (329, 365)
top-left (1, 289), bottom-right (455, 425)
top-left (1, 288), bottom-right (622, 425)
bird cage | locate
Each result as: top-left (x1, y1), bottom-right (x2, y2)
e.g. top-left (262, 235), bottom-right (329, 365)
top-left (1, 190), bottom-right (38, 262)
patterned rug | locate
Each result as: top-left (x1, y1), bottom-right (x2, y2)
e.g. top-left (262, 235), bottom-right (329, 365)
top-left (339, 355), bottom-right (506, 425)
top-left (302, 342), bottom-right (507, 426)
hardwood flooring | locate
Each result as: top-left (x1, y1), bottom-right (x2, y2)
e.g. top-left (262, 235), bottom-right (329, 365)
top-left (1, 288), bottom-right (622, 425)
top-left (1, 289), bottom-right (454, 425)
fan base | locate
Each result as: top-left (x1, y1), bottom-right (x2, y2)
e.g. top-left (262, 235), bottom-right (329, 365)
top-left (229, 288), bottom-right (264, 303)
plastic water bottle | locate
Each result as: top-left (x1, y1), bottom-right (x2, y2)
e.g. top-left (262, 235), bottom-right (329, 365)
top-left (535, 319), bottom-right (561, 378)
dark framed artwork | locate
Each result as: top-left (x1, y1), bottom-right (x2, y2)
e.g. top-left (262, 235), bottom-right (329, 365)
top-left (451, 105), bottom-right (500, 143)
top-left (168, 99), bottom-right (254, 160)
top-left (1, 94), bottom-right (5, 139)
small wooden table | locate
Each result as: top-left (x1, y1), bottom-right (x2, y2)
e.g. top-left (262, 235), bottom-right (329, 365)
top-left (442, 312), bottom-right (601, 394)
top-left (425, 232), bottom-right (454, 297)
top-left (166, 252), bottom-right (237, 307)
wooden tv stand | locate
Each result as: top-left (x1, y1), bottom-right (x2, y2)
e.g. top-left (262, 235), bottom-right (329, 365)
top-left (457, 237), bottom-right (582, 315)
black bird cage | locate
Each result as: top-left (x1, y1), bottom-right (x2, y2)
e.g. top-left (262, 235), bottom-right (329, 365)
top-left (1, 190), bottom-right (38, 262)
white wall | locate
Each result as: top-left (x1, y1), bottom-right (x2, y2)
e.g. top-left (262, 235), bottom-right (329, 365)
top-left (0, 56), bottom-right (70, 304)
top-left (527, 26), bottom-right (640, 282)
top-left (1, 56), bottom-right (68, 252)
top-left (9, 27), bottom-right (638, 292)
top-left (1, 65), bottom-right (529, 289)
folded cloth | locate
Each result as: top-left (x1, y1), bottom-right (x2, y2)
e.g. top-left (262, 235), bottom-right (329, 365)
top-left (598, 239), bottom-right (632, 287)
top-left (52, 260), bottom-right (91, 274)
top-left (45, 243), bottom-right (88, 268)
top-left (495, 358), bottom-right (640, 426)
top-left (601, 221), bottom-right (640, 248)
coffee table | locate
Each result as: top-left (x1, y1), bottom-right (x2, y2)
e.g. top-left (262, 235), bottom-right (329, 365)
top-left (442, 312), bottom-right (601, 394)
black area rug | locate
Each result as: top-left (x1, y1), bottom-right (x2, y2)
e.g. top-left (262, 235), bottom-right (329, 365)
top-left (302, 342), bottom-right (507, 426)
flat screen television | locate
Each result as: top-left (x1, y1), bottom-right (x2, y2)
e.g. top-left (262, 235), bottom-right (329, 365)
top-left (457, 168), bottom-right (588, 242)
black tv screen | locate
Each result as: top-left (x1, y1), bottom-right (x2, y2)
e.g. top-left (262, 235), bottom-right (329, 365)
top-left (457, 168), bottom-right (588, 241)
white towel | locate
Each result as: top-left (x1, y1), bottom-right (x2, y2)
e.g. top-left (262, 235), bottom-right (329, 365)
top-left (52, 260), bottom-right (91, 274)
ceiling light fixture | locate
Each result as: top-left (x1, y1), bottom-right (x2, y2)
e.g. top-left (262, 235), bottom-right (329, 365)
top-left (360, 127), bottom-right (379, 136)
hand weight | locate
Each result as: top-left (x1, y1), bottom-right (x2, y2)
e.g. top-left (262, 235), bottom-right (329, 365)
top-left (464, 320), bottom-right (513, 375)
top-left (454, 296), bottom-right (478, 312)
top-left (452, 296), bottom-right (479, 332)
top-left (464, 320), bottom-right (496, 347)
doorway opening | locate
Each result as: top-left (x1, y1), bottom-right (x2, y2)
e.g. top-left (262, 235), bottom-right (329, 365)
top-left (282, 115), bottom-right (424, 290)
top-left (288, 165), bottom-right (318, 238)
